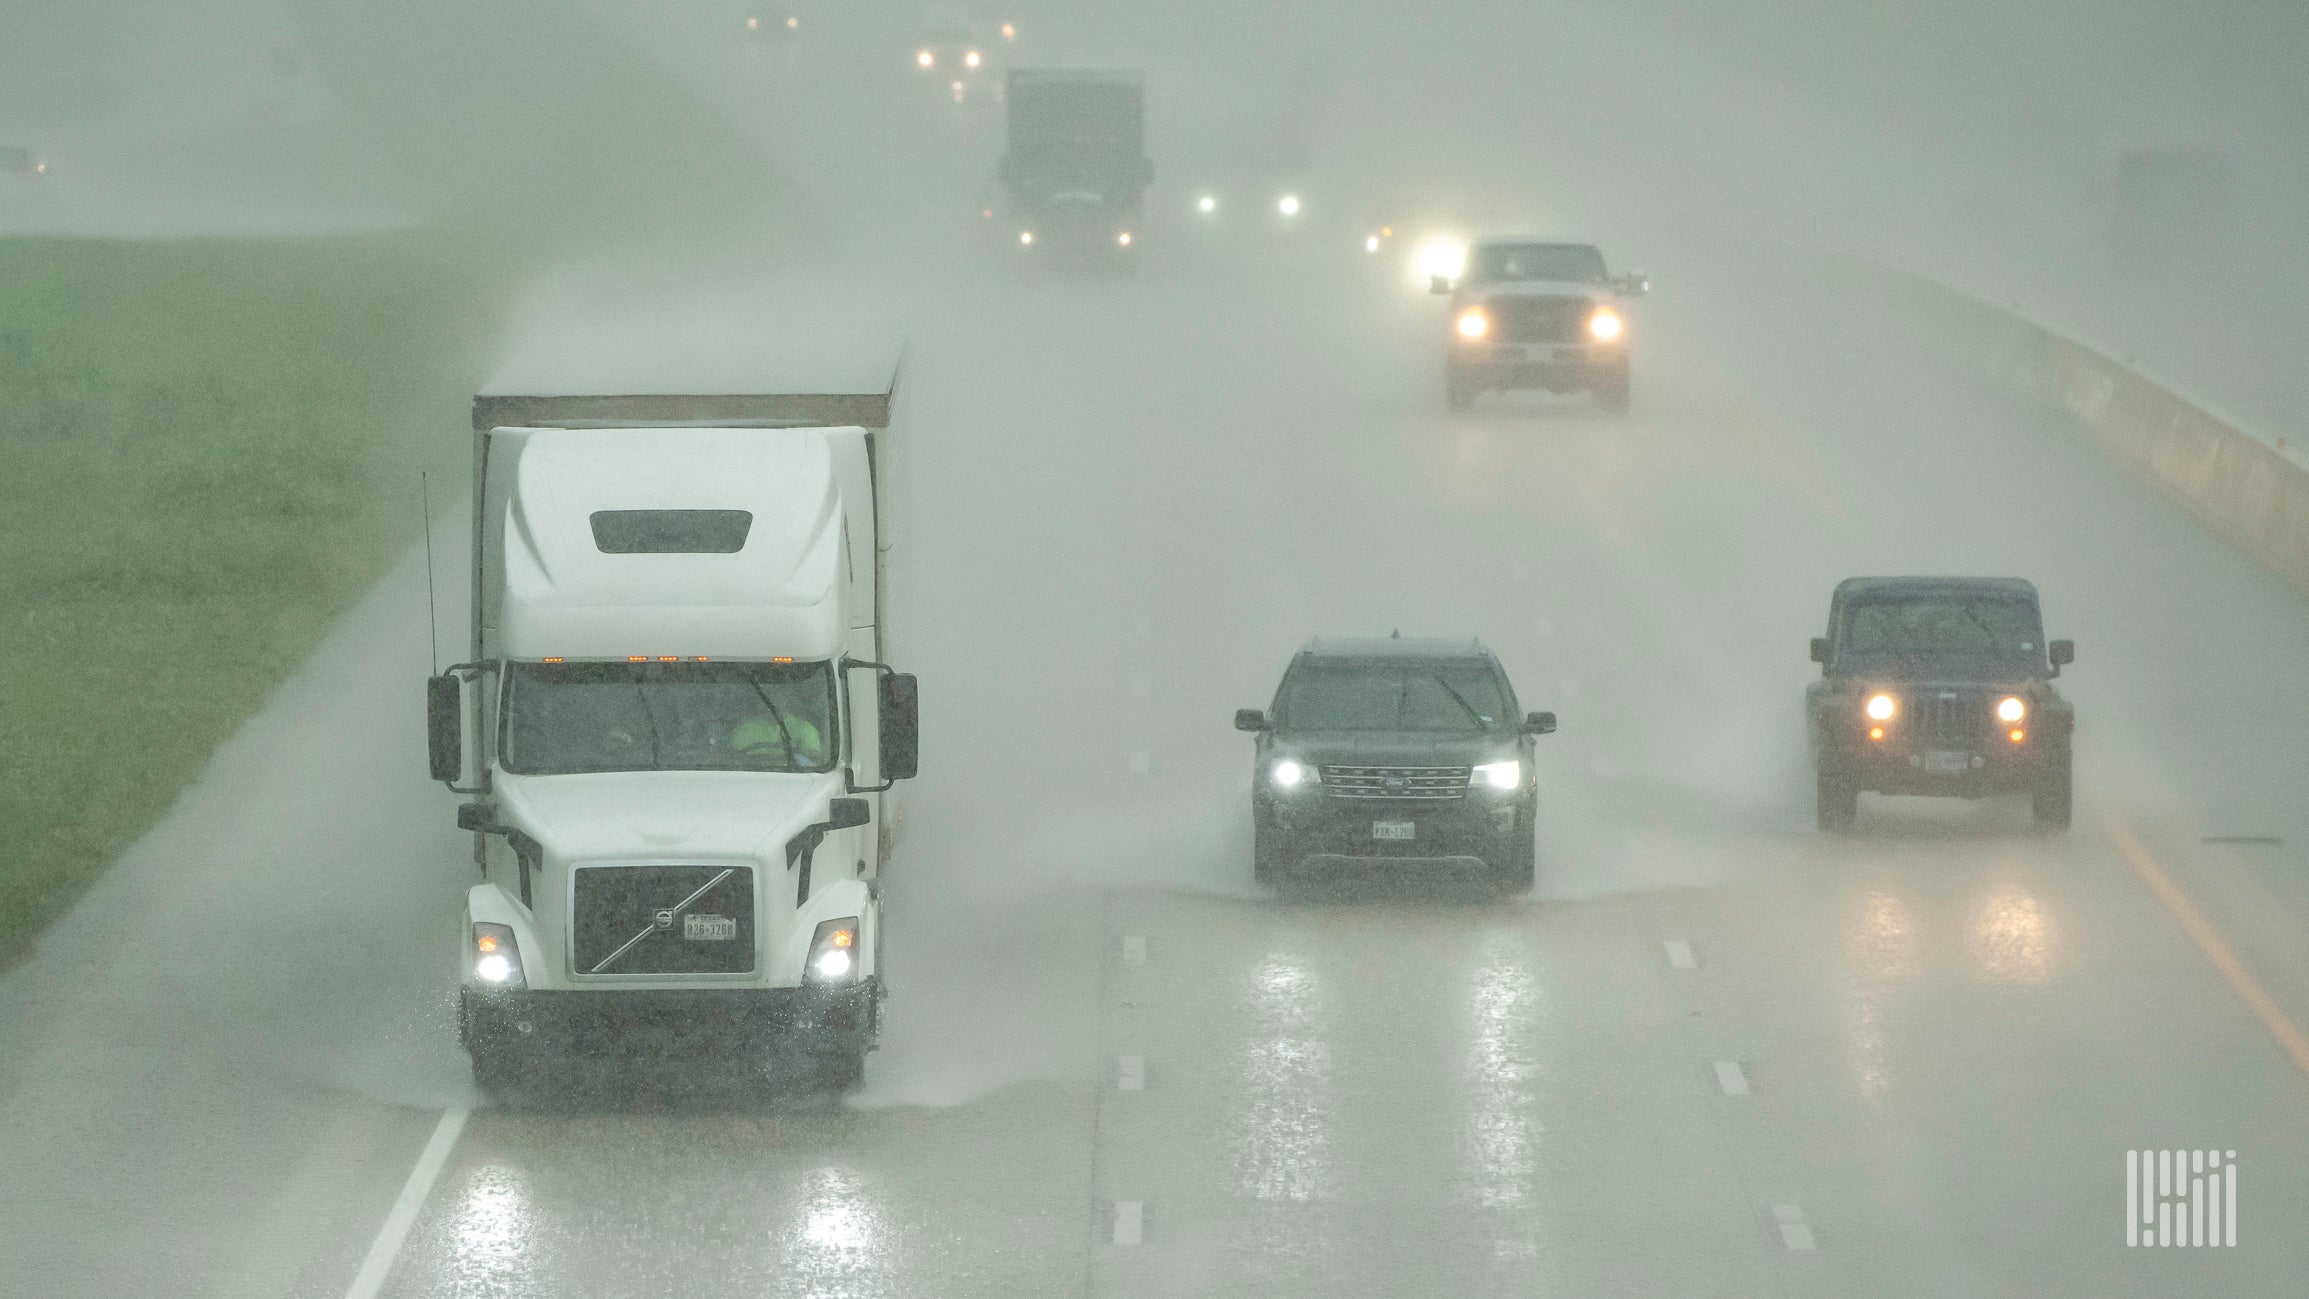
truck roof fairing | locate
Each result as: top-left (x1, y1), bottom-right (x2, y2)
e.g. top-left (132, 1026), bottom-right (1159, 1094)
top-left (495, 427), bottom-right (853, 661)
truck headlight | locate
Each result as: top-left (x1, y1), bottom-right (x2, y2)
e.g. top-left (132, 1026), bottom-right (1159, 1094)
top-left (1471, 760), bottom-right (1521, 790)
top-left (1588, 305), bottom-right (1624, 340)
top-left (1419, 239), bottom-right (1469, 283)
top-left (1271, 758), bottom-right (1315, 789)
top-left (917, 49), bottom-right (934, 68)
top-left (1456, 308), bottom-right (1489, 340)
top-left (1865, 692), bottom-right (1897, 721)
top-left (472, 923), bottom-right (525, 989)
top-left (1996, 696), bottom-right (2026, 724)
top-left (806, 918), bottom-right (861, 984)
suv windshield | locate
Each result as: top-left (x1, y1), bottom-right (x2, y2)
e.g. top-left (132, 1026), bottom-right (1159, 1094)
top-left (1279, 660), bottom-right (1511, 733)
top-left (1469, 243), bottom-right (1607, 284)
top-left (500, 660), bottom-right (837, 775)
top-left (1840, 596), bottom-right (2044, 661)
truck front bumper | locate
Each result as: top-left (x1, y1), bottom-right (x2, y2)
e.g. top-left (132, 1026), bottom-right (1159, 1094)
top-left (1451, 346), bottom-right (1623, 393)
top-left (460, 981), bottom-right (880, 1058)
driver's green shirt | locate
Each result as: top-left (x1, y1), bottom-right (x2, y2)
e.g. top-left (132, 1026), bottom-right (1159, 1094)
top-left (729, 714), bottom-right (825, 764)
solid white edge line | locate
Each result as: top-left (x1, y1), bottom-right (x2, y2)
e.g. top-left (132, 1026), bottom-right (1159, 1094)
top-left (1713, 1060), bottom-right (1750, 1097)
top-left (343, 1107), bottom-right (469, 1299)
top-left (1112, 1199), bottom-right (1145, 1246)
top-left (1663, 939), bottom-right (1698, 970)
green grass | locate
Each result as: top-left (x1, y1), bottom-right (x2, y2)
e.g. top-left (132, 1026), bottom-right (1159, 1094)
top-left (0, 232), bottom-right (509, 965)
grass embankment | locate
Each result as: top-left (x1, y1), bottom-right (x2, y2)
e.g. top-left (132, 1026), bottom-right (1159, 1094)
top-left (0, 233), bottom-right (505, 966)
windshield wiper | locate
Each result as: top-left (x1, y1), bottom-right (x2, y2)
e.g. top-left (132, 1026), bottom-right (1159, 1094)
top-left (629, 677), bottom-right (665, 768)
top-left (744, 680), bottom-right (800, 768)
top-left (1428, 675), bottom-right (1490, 731)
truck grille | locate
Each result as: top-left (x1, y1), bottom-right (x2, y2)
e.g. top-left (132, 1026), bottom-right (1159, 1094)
top-left (1916, 693), bottom-right (1988, 744)
top-left (1320, 765), bottom-right (1470, 800)
top-left (1492, 295), bottom-right (1591, 344)
top-left (572, 865), bottom-right (756, 976)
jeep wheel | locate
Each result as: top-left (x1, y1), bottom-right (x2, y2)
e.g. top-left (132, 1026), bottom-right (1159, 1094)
top-left (1595, 363), bottom-right (1631, 413)
top-left (2032, 757), bottom-right (2073, 832)
top-left (1816, 768), bottom-right (1858, 832)
top-left (1445, 367), bottom-right (1477, 411)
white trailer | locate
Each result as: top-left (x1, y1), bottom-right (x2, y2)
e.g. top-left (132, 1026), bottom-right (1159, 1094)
top-left (427, 354), bottom-right (919, 1096)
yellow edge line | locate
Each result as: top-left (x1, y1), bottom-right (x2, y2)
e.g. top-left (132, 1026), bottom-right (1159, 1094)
top-left (2112, 822), bottom-right (2309, 1081)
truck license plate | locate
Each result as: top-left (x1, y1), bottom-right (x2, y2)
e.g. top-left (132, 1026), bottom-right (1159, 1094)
top-left (683, 913), bottom-right (737, 941)
top-left (1922, 751), bottom-right (1971, 774)
top-left (1372, 820), bottom-right (1416, 841)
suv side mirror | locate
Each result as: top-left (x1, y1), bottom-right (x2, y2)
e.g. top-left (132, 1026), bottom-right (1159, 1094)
top-left (1617, 272), bottom-right (1650, 296)
top-left (2049, 639), bottom-right (2074, 671)
top-left (1522, 711), bottom-right (1557, 735)
top-left (825, 797), bottom-right (872, 831)
top-left (1809, 637), bottom-right (1831, 665)
top-left (1429, 274), bottom-right (1457, 295)
top-left (427, 675), bottom-right (463, 783)
top-left (1234, 708), bottom-right (1269, 732)
top-left (879, 673), bottom-right (920, 781)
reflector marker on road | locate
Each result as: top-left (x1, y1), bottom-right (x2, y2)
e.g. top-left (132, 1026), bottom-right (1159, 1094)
top-left (1663, 939), bottom-right (1698, 970)
top-left (1772, 1204), bottom-right (1817, 1251)
top-left (1121, 935), bottom-right (1146, 965)
top-left (1112, 1199), bottom-right (1144, 1245)
top-left (1117, 1055), bottom-right (1145, 1091)
top-left (1713, 1060), bottom-right (1750, 1096)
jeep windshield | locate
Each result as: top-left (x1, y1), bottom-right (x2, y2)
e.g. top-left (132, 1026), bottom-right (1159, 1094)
top-left (499, 660), bottom-right (838, 775)
top-left (1839, 596), bottom-right (2045, 667)
top-left (1469, 243), bottom-right (1607, 284)
top-left (1278, 661), bottom-right (1511, 733)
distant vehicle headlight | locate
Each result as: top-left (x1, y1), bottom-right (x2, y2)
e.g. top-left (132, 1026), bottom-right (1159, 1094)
top-left (965, 49), bottom-right (982, 68)
top-left (1197, 194), bottom-right (1217, 215)
top-left (1456, 308), bottom-right (1490, 340)
top-left (1365, 234), bottom-right (1381, 253)
top-left (1117, 230), bottom-right (1133, 246)
top-left (1996, 696), bottom-right (2026, 724)
top-left (1277, 194), bottom-right (1301, 217)
top-left (1472, 760), bottom-right (1521, 790)
top-left (1019, 230), bottom-right (1034, 245)
top-left (1865, 692), bottom-right (1897, 721)
top-left (1588, 305), bottom-right (1624, 340)
top-left (1418, 239), bottom-right (1469, 283)
top-left (472, 923), bottom-right (525, 989)
top-left (917, 49), bottom-right (935, 68)
top-left (1271, 758), bottom-right (1313, 788)
top-left (805, 918), bottom-right (862, 984)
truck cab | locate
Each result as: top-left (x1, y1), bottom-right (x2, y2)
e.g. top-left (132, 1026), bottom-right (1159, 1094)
top-left (1234, 637), bottom-right (1556, 892)
top-left (429, 380), bottom-right (919, 1097)
top-left (998, 69), bottom-right (1152, 266)
top-left (1806, 576), bottom-right (2075, 832)
top-left (1432, 239), bottom-right (1646, 412)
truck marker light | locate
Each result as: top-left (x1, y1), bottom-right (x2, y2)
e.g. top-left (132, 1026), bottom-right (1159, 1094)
top-left (476, 932), bottom-right (500, 953)
top-left (658, 656), bottom-right (678, 662)
top-left (628, 655), bottom-right (648, 662)
top-left (542, 657), bottom-right (563, 663)
top-left (772, 656), bottom-right (794, 663)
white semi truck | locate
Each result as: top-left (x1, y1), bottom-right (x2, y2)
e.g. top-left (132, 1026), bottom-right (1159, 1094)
top-left (426, 360), bottom-right (919, 1097)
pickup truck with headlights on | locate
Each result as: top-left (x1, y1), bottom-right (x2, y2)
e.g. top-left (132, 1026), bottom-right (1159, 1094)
top-left (1235, 636), bottom-right (1555, 891)
top-left (1806, 577), bottom-right (2074, 832)
top-left (1432, 239), bottom-right (1646, 412)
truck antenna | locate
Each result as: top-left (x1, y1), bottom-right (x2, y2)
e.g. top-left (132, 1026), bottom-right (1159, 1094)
top-left (420, 471), bottom-right (441, 675)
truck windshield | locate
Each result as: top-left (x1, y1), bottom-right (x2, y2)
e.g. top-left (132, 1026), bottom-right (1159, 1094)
top-left (1469, 244), bottom-right (1607, 284)
top-left (499, 660), bottom-right (837, 775)
top-left (1841, 597), bottom-right (2044, 661)
top-left (1278, 662), bottom-right (1510, 733)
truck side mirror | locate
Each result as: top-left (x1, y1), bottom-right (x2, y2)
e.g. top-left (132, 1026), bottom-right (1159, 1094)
top-left (1429, 275), bottom-right (1457, 295)
top-left (427, 675), bottom-right (463, 783)
top-left (879, 672), bottom-right (920, 781)
top-left (2049, 639), bottom-right (2074, 670)
top-left (826, 797), bottom-right (872, 831)
top-left (1234, 708), bottom-right (1269, 732)
top-left (1809, 637), bottom-right (1831, 665)
top-left (1618, 272), bottom-right (1650, 296)
top-left (456, 802), bottom-right (498, 834)
top-left (1522, 711), bottom-right (1557, 735)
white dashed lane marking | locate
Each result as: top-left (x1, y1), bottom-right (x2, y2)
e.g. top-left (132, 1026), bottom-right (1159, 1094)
top-left (1117, 1055), bottom-right (1145, 1091)
top-left (1112, 1199), bottom-right (1145, 1246)
top-left (1121, 935), bottom-right (1147, 965)
top-left (1772, 1204), bottom-right (1817, 1251)
top-left (1663, 939), bottom-right (1698, 970)
top-left (1713, 1060), bottom-right (1750, 1097)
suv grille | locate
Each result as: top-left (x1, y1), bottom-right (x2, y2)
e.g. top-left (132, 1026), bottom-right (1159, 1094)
top-left (1320, 765), bottom-right (1470, 800)
top-left (572, 865), bottom-right (756, 976)
top-left (1493, 295), bottom-right (1590, 344)
top-left (1915, 693), bottom-right (1989, 744)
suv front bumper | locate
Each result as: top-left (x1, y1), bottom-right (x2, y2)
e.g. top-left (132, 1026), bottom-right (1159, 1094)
top-left (1268, 794), bottom-right (1526, 867)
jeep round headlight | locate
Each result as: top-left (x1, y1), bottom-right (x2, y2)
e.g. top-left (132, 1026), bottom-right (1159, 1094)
top-left (1865, 692), bottom-right (1897, 721)
top-left (1456, 308), bottom-right (1489, 340)
top-left (1996, 696), bottom-right (2026, 724)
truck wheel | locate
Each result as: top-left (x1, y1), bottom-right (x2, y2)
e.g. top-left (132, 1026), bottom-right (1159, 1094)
top-left (1816, 768), bottom-right (1858, 832)
top-left (470, 1047), bottom-right (534, 1106)
top-left (1445, 367), bottom-right (1477, 411)
top-left (1494, 817), bottom-right (1537, 893)
top-left (814, 1043), bottom-right (869, 1093)
top-left (2032, 756), bottom-right (2073, 832)
top-left (1595, 363), bottom-right (1631, 413)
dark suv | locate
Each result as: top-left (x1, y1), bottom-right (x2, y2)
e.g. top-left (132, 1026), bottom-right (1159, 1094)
top-left (1234, 637), bottom-right (1556, 890)
top-left (1806, 577), bottom-right (2076, 832)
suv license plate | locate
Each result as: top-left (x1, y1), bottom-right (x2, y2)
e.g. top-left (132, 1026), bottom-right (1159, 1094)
top-left (683, 913), bottom-right (738, 941)
top-left (1372, 820), bottom-right (1416, 841)
top-left (1922, 751), bottom-right (1971, 774)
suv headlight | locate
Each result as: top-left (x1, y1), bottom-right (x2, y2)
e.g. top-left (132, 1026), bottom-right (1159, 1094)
top-left (1471, 760), bottom-right (1521, 790)
top-left (1270, 758), bottom-right (1317, 789)
top-left (472, 922), bottom-right (525, 989)
top-left (805, 917), bottom-right (862, 985)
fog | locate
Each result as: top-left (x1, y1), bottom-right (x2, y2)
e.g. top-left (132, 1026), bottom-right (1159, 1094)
top-left (6, 1), bottom-right (2309, 1293)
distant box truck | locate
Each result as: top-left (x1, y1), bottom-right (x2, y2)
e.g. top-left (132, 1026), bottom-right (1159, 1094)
top-left (998, 68), bottom-right (1151, 262)
top-left (427, 356), bottom-right (920, 1098)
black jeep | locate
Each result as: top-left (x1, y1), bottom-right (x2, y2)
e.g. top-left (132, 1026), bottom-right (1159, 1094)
top-left (1806, 577), bottom-right (2075, 832)
top-left (1234, 637), bottom-right (1556, 890)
